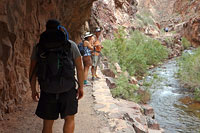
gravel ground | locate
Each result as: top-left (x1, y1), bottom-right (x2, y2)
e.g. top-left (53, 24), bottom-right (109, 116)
top-left (0, 84), bottom-right (108, 133)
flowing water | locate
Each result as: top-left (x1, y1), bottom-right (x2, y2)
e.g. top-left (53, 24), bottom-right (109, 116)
top-left (144, 50), bottom-right (200, 133)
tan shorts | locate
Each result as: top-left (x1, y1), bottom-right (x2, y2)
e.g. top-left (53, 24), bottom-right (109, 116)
top-left (92, 55), bottom-right (100, 67)
top-left (83, 56), bottom-right (92, 67)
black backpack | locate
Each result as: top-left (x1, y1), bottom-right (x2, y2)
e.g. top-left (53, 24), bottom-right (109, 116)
top-left (36, 29), bottom-right (76, 93)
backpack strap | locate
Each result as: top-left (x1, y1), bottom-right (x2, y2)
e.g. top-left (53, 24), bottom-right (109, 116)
top-left (57, 25), bottom-right (69, 41)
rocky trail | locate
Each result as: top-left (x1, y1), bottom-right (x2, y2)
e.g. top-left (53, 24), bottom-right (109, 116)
top-left (0, 69), bottom-right (164, 133)
top-left (0, 80), bottom-right (108, 133)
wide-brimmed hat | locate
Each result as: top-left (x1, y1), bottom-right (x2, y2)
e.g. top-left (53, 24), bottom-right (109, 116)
top-left (95, 27), bottom-right (101, 32)
top-left (84, 32), bottom-right (93, 38)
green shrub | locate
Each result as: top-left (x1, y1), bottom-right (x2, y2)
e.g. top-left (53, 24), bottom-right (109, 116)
top-left (194, 88), bottom-right (200, 102)
top-left (165, 37), bottom-right (174, 47)
top-left (111, 74), bottom-right (141, 102)
top-left (101, 40), bottom-right (119, 64)
top-left (181, 37), bottom-right (191, 49)
top-left (102, 29), bottom-right (168, 76)
top-left (102, 29), bottom-right (169, 102)
top-left (135, 9), bottom-right (154, 26)
top-left (103, 29), bottom-right (168, 76)
top-left (178, 48), bottom-right (200, 100)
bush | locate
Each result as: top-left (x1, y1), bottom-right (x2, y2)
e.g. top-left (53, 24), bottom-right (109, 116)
top-left (102, 29), bottom-right (168, 76)
top-left (101, 39), bottom-right (119, 64)
top-left (178, 48), bottom-right (200, 101)
top-left (194, 88), bottom-right (200, 101)
top-left (136, 9), bottom-right (154, 26)
top-left (181, 37), bottom-right (191, 49)
top-left (111, 74), bottom-right (140, 102)
top-left (102, 29), bottom-right (168, 102)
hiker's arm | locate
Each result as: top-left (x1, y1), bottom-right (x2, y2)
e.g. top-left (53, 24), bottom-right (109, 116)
top-left (85, 41), bottom-right (94, 50)
top-left (29, 60), bottom-right (36, 91)
top-left (29, 60), bottom-right (39, 101)
top-left (94, 40), bottom-right (103, 48)
top-left (75, 56), bottom-right (84, 100)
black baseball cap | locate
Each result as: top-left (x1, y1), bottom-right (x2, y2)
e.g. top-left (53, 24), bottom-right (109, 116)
top-left (46, 19), bottom-right (60, 30)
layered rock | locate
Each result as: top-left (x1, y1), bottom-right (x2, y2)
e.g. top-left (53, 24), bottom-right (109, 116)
top-left (182, 17), bottom-right (200, 47)
top-left (0, 0), bottom-right (96, 119)
top-left (173, 0), bottom-right (200, 47)
top-left (88, 0), bottom-right (138, 39)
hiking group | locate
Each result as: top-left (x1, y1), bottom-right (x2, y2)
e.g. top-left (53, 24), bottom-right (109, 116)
top-left (79, 27), bottom-right (103, 86)
top-left (29, 19), bottom-right (103, 133)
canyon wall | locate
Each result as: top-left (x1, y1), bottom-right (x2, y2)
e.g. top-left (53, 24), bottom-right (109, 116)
top-left (87, 0), bottom-right (138, 39)
top-left (1, 0), bottom-right (198, 121)
top-left (0, 0), bottom-right (96, 119)
top-left (0, 0), bottom-right (139, 120)
top-left (174, 0), bottom-right (200, 47)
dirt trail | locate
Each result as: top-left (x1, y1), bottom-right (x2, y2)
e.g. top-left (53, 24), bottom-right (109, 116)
top-left (0, 85), bottom-right (107, 133)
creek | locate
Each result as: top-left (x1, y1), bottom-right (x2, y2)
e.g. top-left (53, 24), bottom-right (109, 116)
top-left (144, 50), bottom-right (200, 133)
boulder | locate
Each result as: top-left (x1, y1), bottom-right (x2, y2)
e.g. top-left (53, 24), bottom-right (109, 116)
top-left (146, 117), bottom-right (160, 130)
top-left (142, 104), bottom-right (155, 118)
top-left (129, 76), bottom-right (138, 84)
top-left (133, 121), bottom-right (148, 133)
top-left (148, 129), bottom-right (163, 133)
top-left (102, 68), bottom-right (115, 78)
top-left (102, 61), bottom-right (109, 69)
top-left (144, 26), bottom-right (160, 37)
top-left (106, 77), bottom-right (116, 89)
top-left (114, 63), bottom-right (122, 73)
top-left (137, 89), bottom-right (151, 104)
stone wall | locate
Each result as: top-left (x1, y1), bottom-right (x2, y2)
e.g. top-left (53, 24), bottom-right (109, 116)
top-left (0, 0), bottom-right (96, 119)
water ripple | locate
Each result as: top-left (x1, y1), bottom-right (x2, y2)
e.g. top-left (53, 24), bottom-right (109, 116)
top-left (144, 55), bottom-right (200, 133)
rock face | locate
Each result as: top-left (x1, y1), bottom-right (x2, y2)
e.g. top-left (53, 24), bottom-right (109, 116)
top-left (182, 17), bottom-right (200, 47)
top-left (0, 0), bottom-right (96, 119)
top-left (173, 0), bottom-right (200, 47)
top-left (88, 0), bottom-right (138, 39)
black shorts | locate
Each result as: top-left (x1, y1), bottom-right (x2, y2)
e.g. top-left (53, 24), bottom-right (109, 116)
top-left (35, 88), bottom-right (78, 120)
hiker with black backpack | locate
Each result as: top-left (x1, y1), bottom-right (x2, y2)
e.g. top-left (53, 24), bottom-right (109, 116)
top-left (29, 19), bottom-right (84, 133)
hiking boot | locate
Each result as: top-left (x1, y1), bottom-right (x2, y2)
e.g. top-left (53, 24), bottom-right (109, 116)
top-left (92, 76), bottom-right (95, 81)
top-left (84, 80), bottom-right (92, 86)
top-left (84, 80), bottom-right (88, 85)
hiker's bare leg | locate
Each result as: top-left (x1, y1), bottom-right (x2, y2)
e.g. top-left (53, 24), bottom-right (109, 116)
top-left (42, 120), bottom-right (54, 133)
top-left (95, 66), bottom-right (97, 75)
top-left (84, 66), bottom-right (89, 80)
top-left (63, 115), bottom-right (75, 133)
top-left (95, 66), bottom-right (100, 78)
top-left (91, 66), bottom-right (95, 77)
